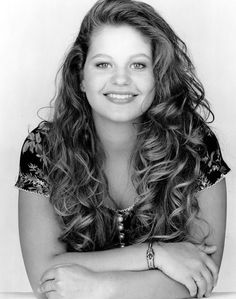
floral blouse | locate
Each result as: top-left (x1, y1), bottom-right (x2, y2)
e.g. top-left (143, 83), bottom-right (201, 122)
top-left (15, 121), bottom-right (230, 249)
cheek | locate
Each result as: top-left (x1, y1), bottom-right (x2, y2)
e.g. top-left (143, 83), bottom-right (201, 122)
top-left (139, 77), bottom-right (155, 113)
top-left (135, 71), bottom-right (155, 92)
top-left (84, 72), bottom-right (108, 95)
top-left (83, 76), bottom-right (106, 109)
top-left (141, 90), bottom-right (155, 112)
top-left (141, 74), bottom-right (155, 101)
top-left (146, 72), bottom-right (155, 90)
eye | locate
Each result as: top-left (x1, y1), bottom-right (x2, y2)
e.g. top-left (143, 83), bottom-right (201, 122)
top-left (131, 63), bottom-right (146, 70)
top-left (95, 62), bottom-right (112, 69)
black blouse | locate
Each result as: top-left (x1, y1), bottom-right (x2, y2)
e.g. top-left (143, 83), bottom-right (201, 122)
top-left (15, 121), bottom-right (230, 249)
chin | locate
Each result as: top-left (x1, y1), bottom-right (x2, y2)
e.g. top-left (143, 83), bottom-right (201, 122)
top-left (106, 114), bottom-right (139, 124)
top-left (93, 109), bottom-right (142, 124)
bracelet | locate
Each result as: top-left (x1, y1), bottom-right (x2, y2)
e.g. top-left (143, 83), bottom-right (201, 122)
top-left (146, 240), bottom-right (156, 270)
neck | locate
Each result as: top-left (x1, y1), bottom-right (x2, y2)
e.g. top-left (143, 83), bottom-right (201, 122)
top-left (93, 116), bottom-right (138, 158)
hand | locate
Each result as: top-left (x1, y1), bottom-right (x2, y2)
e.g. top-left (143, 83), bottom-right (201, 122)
top-left (154, 242), bottom-right (218, 298)
top-left (38, 263), bottom-right (107, 299)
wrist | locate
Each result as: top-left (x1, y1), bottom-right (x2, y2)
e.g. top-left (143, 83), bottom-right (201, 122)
top-left (146, 241), bottom-right (156, 270)
top-left (153, 241), bottom-right (165, 270)
top-left (126, 243), bottom-right (148, 271)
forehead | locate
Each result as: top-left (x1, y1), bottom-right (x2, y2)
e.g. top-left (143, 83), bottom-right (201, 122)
top-left (87, 24), bottom-right (152, 57)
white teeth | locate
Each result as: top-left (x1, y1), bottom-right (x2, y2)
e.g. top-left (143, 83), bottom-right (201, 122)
top-left (106, 93), bottom-right (134, 99)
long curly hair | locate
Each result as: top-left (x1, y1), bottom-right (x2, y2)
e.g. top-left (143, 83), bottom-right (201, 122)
top-left (47, 0), bottom-right (214, 251)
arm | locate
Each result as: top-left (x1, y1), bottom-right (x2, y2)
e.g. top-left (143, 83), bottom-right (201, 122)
top-left (19, 178), bottom-right (226, 299)
top-left (191, 178), bottom-right (227, 270)
top-left (96, 178), bottom-right (227, 299)
top-left (18, 190), bottom-right (148, 293)
top-left (19, 189), bottom-right (188, 299)
top-left (100, 270), bottom-right (191, 299)
top-left (18, 189), bottom-right (200, 299)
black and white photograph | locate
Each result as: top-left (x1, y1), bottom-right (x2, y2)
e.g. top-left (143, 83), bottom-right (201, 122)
top-left (0, 0), bottom-right (235, 298)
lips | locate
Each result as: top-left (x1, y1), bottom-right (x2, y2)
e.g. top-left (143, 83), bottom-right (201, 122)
top-left (104, 92), bottom-right (138, 104)
top-left (106, 93), bottom-right (135, 99)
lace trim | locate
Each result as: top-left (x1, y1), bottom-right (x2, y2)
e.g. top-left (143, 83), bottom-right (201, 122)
top-left (14, 185), bottom-right (50, 198)
top-left (105, 195), bottom-right (144, 213)
top-left (105, 204), bottom-right (134, 213)
top-left (196, 174), bottom-right (228, 193)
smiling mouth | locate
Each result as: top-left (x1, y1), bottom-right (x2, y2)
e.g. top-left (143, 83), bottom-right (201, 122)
top-left (106, 93), bottom-right (136, 99)
top-left (104, 93), bottom-right (138, 104)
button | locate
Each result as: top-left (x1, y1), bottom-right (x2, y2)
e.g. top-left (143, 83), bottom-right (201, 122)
top-left (119, 233), bottom-right (125, 240)
top-left (118, 223), bottom-right (124, 231)
top-left (117, 215), bottom-right (124, 223)
top-left (120, 243), bottom-right (125, 248)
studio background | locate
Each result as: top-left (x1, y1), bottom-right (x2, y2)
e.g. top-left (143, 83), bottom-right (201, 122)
top-left (0, 0), bottom-right (235, 292)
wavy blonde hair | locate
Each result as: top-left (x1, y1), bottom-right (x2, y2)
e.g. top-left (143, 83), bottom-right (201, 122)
top-left (47, 0), bottom-right (213, 251)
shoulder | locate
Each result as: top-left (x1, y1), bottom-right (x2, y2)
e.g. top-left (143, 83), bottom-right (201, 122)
top-left (20, 121), bottom-right (51, 171)
top-left (15, 121), bottom-right (52, 196)
top-left (196, 126), bottom-right (230, 191)
top-left (22, 121), bottom-right (51, 152)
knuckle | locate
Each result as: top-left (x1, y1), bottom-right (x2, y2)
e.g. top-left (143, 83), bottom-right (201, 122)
top-left (55, 280), bottom-right (62, 290)
top-left (194, 275), bottom-right (205, 288)
top-left (55, 267), bottom-right (63, 278)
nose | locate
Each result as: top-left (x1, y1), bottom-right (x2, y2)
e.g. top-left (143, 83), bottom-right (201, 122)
top-left (111, 68), bottom-right (131, 86)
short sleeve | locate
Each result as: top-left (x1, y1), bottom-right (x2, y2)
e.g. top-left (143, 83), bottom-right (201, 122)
top-left (15, 121), bottom-right (51, 196)
top-left (196, 128), bottom-right (231, 191)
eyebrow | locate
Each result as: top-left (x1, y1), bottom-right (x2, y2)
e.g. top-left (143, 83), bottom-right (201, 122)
top-left (90, 53), bottom-right (151, 60)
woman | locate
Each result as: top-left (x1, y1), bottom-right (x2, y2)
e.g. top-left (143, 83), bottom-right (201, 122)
top-left (15, 0), bottom-right (230, 298)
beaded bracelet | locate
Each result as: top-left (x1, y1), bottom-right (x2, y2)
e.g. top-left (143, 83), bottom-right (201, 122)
top-left (146, 241), bottom-right (156, 269)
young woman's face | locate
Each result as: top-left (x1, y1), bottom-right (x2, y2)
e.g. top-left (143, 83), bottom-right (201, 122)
top-left (82, 25), bottom-right (155, 124)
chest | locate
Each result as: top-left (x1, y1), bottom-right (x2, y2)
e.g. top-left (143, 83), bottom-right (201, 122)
top-left (104, 158), bottom-right (138, 210)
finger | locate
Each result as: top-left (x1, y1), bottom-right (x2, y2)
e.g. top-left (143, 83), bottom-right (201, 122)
top-left (205, 257), bottom-right (219, 287)
top-left (40, 263), bottom-right (76, 284)
top-left (40, 268), bottom-right (57, 284)
top-left (46, 293), bottom-right (58, 299)
top-left (193, 274), bottom-right (207, 298)
top-left (197, 244), bottom-right (217, 255)
top-left (40, 263), bottom-right (71, 284)
top-left (44, 293), bottom-right (57, 299)
top-left (185, 278), bottom-right (198, 298)
top-left (52, 263), bottom-right (75, 269)
top-left (38, 279), bottom-right (56, 294)
top-left (200, 266), bottom-right (214, 297)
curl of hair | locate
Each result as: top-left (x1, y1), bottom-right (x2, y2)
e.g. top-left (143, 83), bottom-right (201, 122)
top-left (47, 0), bottom-right (213, 251)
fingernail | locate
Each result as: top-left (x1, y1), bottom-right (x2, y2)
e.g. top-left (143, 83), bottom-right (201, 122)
top-left (37, 287), bottom-right (41, 293)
